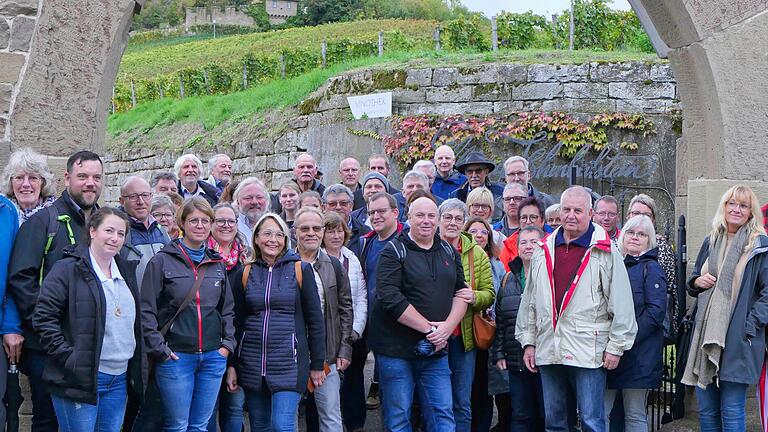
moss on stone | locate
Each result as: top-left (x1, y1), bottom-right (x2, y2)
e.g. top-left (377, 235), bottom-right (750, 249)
top-left (299, 95), bottom-right (321, 115)
top-left (372, 69), bottom-right (407, 89)
top-left (473, 83), bottom-right (501, 96)
top-left (458, 66), bottom-right (480, 75)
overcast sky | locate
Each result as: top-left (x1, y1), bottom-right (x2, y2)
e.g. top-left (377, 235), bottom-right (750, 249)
top-left (462, 0), bottom-right (631, 18)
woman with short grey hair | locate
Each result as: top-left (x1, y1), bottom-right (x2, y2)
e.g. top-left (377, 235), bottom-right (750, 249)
top-left (1, 147), bottom-right (56, 225)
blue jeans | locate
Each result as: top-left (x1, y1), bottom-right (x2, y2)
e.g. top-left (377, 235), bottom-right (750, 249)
top-left (378, 353), bottom-right (455, 432)
top-left (695, 380), bottom-right (748, 432)
top-left (21, 349), bottom-right (58, 432)
top-left (540, 364), bottom-right (607, 432)
top-left (154, 350), bottom-right (228, 432)
top-left (509, 369), bottom-right (545, 432)
top-left (207, 380), bottom-right (245, 432)
top-left (51, 372), bottom-right (127, 432)
top-left (244, 381), bottom-right (301, 432)
top-left (447, 336), bottom-right (475, 432)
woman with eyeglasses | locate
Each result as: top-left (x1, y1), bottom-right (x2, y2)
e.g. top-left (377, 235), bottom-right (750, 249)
top-left (464, 216), bottom-right (511, 432)
top-left (1, 147), bottom-right (56, 225)
top-left (141, 197), bottom-right (236, 432)
top-left (206, 203), bottom-right (251, 432)
top-left (467, 187), bottom-right (506, 247)
top-left (151, 195), bottom-right (181, 240)
top-left (227, 212), bottom-right (326, 431)
top-left (604, 215), bottom-right (666, 432)
top-left (682, 185), bottom-right (768, 431)
top-left (438, 199), bottom-right (496, 431)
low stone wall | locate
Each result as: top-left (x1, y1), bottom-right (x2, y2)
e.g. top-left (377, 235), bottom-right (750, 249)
top-left (104, 61), bottom-right (681, 216)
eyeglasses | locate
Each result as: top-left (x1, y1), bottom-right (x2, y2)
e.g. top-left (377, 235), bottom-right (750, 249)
top-left (441, 214), bottom-right (464, 224)
top-left (470, 203), bottom-right (491, 211)
top-left (152, 212), bottom-right (174, 221)
top-left (367, 208), bottom-right (391, 217)
top-left (468, 229), bottom-right (490, 236)
top-left (122, 192), bottom-right (153, 202)
top-left (629, 210), bottom-right (653, 218)
top-left (464, 168), bottom-right (486, 175)
top-left (726, 201), bottom-right (750, 212)
top-left (326, 200), bottom-right (352, 208)
top-left (520, 214), bottom-right (540, 222)
top-left (214, 218), bottom-right (236, 227)
top-left (297, 225), bottom-right (324, 233)
top-left (503, 196), bottom-right (526, 203)
top-left (505, 170), bottom-right (528, 179)
top-left (187, 218), bottom-right (211, 227)
top-left (11, 175), bottom-right (42, 184)
top-left (625, 230), bottom-right (649, 239)
top-left (595, 211), bottom-right (618, 218)
top-left (258, 231), bottom-right (285, 240)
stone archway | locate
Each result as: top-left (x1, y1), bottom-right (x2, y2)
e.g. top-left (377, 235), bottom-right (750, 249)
top-left (1, 0), bottom-right (144, 168)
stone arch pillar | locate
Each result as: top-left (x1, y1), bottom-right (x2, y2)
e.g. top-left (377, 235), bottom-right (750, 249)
top-left (1, 0), bottom-right (144, 166)
top-left (632, 1), bottom-right (768, 253)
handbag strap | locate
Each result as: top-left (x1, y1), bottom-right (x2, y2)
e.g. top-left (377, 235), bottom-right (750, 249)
top-left (161, 266), bottom-right (207, 336)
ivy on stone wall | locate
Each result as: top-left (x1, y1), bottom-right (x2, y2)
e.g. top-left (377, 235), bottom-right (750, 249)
top-left (382, 112), bottom-right (656, 171)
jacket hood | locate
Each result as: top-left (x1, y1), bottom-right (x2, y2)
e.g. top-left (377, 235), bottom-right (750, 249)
top-left (398, 230), bottom-right (444, 252)
top-left (509, 256), bottom-right (524, 275)
top-left (624, 246), bottom-right (660, 267)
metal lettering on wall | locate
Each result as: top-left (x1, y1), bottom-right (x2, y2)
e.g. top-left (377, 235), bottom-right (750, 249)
top-left (432, 124), bottom-right (659, 182)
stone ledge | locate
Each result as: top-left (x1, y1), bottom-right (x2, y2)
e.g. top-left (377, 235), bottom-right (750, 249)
top-left (609, 82), bottom-right (676, 100)
top-left (0, 0), bottom-right (39, 16)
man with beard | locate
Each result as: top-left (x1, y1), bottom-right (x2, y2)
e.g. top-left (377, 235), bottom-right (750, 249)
top-left (174, 153), bottom-right (218, 206)
top-left (449, 151), bottom-right (504, 220)
top-left (234, 177), bottom-right (270, 245)
top-left (205, 153), bottom-right (233, 196)
top-left (7, 151), bottom-right (104, 432)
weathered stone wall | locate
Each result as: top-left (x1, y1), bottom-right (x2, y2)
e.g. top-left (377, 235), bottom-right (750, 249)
top-left (103, 60), bottom-right (680, 229)
top-left (185, 6), bottom-right (254, 30)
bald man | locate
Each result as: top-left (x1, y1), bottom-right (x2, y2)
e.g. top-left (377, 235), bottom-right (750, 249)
top-left (431, 145), bottom-right (467, 200)
top-left (339, 157), bottom-right (366, 210)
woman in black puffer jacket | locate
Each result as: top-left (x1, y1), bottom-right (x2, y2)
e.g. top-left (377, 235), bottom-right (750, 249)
top-left (491, 226), bottom-right (546, 432)
top-left (227, 212), bottom-right (325, 432)
top-left (33, 207), bottom-right (146, 432)
top-left (141, 197), bottom-right (235, 432)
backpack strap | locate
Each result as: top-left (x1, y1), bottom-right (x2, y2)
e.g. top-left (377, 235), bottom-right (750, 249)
top-left (467, 246), bottom-right (475, 289)
top-left (242, 264), bottom-right (251, 290)
top-left (388, 239), bottom-right (407, 263)
top-left (501, 271), bottom-right (511, 289)
top-left (295, 261), bottom-right (302, 289)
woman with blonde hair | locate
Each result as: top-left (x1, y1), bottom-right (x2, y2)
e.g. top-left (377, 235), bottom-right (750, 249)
top-left (466, 187), bottom-right (505, 247)
top-left (682, 184), bottom-right (768, 431)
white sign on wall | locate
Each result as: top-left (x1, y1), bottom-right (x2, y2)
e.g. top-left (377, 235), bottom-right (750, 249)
top-left (347, 92), bottom-right (392, 119)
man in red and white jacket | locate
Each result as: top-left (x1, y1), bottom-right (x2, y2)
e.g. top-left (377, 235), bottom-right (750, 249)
top-left (516, 186), bottom-right (637, 432)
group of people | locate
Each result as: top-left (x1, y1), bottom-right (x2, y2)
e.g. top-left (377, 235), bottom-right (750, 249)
top-left (0, 143), bottom-right (765, 432)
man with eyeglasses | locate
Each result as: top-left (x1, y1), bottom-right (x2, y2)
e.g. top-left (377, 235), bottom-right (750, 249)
top-left (117, 176), bottom-right (170, 431)
top-left (356, 192), bottom-right (404, 412)
top-left (323, 184), bottom-right (371, 257)
top-left (350, 172), bottom-right (390, 228)
top-left (499, 196), bottom-right (551, 271)
top-left (233, 177), bottom-right (270, 246)
top-left (494, 183), bottom-right (529, 237)
top-left (503, 156), bottom-right (556, 208)
top-left (431, 145), bottom-right (466, 200)
top-left (593, 196), bottom-right (621, 244)
top-left (449, 151), bottom-right (504, 220)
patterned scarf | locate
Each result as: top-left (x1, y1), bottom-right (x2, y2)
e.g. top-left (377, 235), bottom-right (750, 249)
top-left (207, 236), bottom-right (245, 270)
top-left (15, 196), bottom-right (55, 226)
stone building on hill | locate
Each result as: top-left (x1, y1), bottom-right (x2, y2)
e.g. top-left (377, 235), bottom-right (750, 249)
top-left (184, 1), bottom-right (298, 30)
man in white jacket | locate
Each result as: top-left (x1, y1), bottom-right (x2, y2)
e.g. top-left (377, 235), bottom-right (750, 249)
top-left (516, 186), bottom-right (637, 432)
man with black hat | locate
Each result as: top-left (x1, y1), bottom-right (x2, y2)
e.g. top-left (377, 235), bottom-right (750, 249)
top-left (449, 151), bottom-right (505, 221)
top-left (351, 172), bottom-right (391, 227)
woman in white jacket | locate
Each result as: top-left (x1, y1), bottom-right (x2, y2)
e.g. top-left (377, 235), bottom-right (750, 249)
top-left (322, 211), bottom-right (367, 339)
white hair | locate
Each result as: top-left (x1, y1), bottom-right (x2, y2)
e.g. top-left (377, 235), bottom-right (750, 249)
top-left (173, 154), bottom-right (203, 179)
top-left (503, 155), bottom-right (529, 172)
top-left (618, 215), bottom-right (658, 255)
top-left (402, 170), bottom-right (429, 188)
top-left (413, 160), bottom-right (436, 176)
top-left (207, 154), bottom-right (230, 175)
top-left (1, 147), bottom-right (56, 199)
top-left (560, 186), bottom-right (592, 209)
top-left (545, 203), bottom-right (561, 219)
top-left (503, 183), bottom-right (527, 195)
top-left (233, 177), bottom-right (270, 210)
